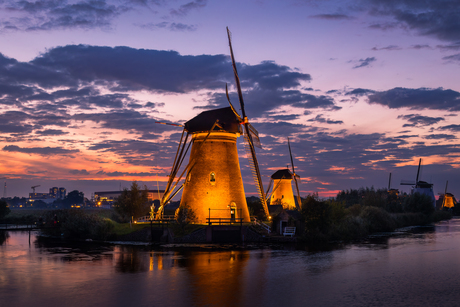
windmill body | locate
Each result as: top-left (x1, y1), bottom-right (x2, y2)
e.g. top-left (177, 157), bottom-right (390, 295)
top-left (269, 169), bottom-right (297, 210)
top-left (179, 107), bottom-right (251, 223)
top-left (400, 159), bottom-right (435, 207)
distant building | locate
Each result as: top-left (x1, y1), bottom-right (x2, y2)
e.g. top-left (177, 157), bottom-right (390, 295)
top-left (94, 190), bottom-right (165, 208)
top-left (29, 186), bottom-right (67, 205)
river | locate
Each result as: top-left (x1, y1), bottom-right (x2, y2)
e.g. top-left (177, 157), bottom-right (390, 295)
top-left (1, 218), bottom-right (460, 307)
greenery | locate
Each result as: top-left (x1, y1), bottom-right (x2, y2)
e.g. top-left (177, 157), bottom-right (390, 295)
top-left (298, 188), bottom-right (452, 243)
top-left (114, 181), bottom-right (150, 221)
top-left (0, 200), bottom-right (10, 219)
top-left (41, 209), bottom-right (115, 240)
top-left (175, 204), bottom-right (197, 231)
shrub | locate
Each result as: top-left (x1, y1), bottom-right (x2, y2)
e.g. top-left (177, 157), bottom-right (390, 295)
top-left (403, 192), bottom-right (435, 215)
top-left (359, 206), bottom-right (396, 233)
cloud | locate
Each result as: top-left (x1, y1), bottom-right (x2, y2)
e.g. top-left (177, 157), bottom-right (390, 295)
top-left (346, 88), bottom-right (376, 96)
top-left (410, 44), bottom-right (432, 49)
top-left (438, 124), bottom-right (460, 132)
top-left (69, 169), bottom-right (90, 175)
top-left (442, 53), bottom-right (460, 62)
top-left (0, 0), bottom-right (130, 31)
top-left (137, 21), bottom-right (197, 31)
top-left (397, 114), bottom-right (444, 127)
top-left (311, 14), bottom-right (353, 20)
top-left (364, 0), bottom-right (460, 42)
top-left (308, 114), bottom-right (344, 125)
top-left (353, 57), bottom-right (376, 69)
top-left (2, 145), bottom-right (79, 155)
top-left (170, 0), bottom-right (207, 16)
top-left (368, 87), bottom-right (460, 111)
top-left (36, 129), bottom-right (68, 136)
top-left (371, 45), bottom-right (401, 51)
top-left (425, 134), bottom-right (456, 140)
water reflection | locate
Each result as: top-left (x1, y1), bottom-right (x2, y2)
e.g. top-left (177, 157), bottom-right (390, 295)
top-left (0, 230), bottom-right (9, 245)
top-left (1, 220), bottom-right (460, 307)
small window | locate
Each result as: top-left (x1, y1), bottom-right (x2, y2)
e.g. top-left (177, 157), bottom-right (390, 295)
top-left (187, 172), bottom-right (191, 182)
top-left (210, 172), bottom-right (216, 184)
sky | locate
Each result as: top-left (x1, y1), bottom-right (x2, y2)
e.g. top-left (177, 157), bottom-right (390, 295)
top-left (1, 0), bottom-right (460, 200)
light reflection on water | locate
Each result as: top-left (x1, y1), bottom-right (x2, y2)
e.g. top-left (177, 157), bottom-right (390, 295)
top-left (1, 219), bottom-right (460, 307)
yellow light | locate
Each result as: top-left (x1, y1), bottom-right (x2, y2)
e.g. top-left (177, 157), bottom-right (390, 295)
top-left (268, 216), bottom-right (272, 220)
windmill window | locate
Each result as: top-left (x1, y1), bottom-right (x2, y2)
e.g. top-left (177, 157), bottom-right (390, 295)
top-left (187, 172), bottom-right (191, 182)
top-left (210, 172), bottom-right (216, 185)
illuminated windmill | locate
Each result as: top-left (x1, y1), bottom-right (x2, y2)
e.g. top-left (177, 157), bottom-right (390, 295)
top-left (266, 138), bottom-right (301, 210)
top-left (440, 181), bottom-right (456, 209)
top-left (400, 158), bottom-right (435, 207)
top-left (156, 27), bottom-right (269, 223)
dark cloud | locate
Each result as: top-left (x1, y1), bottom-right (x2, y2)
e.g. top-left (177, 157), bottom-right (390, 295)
top-left (0, 0), bottom-right (129, 31)
top-left (397, 114), bottom-right (444, 127)
top-left (438, 124), bottom-right (460, 132)
top-left (170, 0), bottom-right (206, 16)
top-left (2, 145), bottom-right (79, 155)
top-left (137, 21), bottom-right (197, 31)
top-left (353, 57), bottom-right (376, 69)
top-left (69, 169), bottom-right (90, 175)
top-left (311, 14), bottom-right (353, 20)
top-left (436, 42), bottom-right (460, 50)
top-left (442, 53), bottom-right (460, 62)
top-left (425, 134), bottom-right (456, 140)
top-left (364, 0), bottom-right (460, 42)
top-left (371, 45), bottom-right (401, 51)
top-left (36, 129), bottom-right (68, 136)
top-left (368, 87), bottom-right (460, 111)
top-left (346, 88), bottom-right (376, 96)
top-left (394, 134), bottom-right (419, 139)
top-left (410, 44), bottom-right (432, 49)
top-left (308, 115), bottom-right (344, 125)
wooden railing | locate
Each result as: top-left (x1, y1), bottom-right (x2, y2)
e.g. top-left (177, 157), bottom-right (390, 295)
top-left (206, 218), bottom-right (244, 226)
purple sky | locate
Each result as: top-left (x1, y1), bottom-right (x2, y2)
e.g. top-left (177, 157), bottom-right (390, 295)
top-left (1, 0), bottom-right (460, 200)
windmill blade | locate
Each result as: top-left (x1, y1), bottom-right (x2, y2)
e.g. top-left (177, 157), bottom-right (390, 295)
top-left (265, 178), bottom-right (273, 197)
top-left (227, 27), bottom-right (246, 119)
top-left (227, 27), bottom-right (269, 218)
top-left (288, 138), bottom-right (301, 209)
top-left (293, 176), bottom-right (302, 210)
top-left (226, 83), bottom-right (243, 122)
top-left (246, 123), bottom-right (262, 149)
top-left (288, 137), bottom-right (296, 174)
top-left (400, 180), bottom-right (416, 185)
top-left (155, 121), bottom-right (184, 127)
top-left (416, 158), bottom-right (422, 183)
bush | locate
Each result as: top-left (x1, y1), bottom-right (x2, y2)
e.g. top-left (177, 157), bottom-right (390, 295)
top-left (42, 210), bottom-right (115, 240)
top-left (0, 200), bottom-right (10, 219)
top-left (359, 206), bottom-right (396, 233)
top-left (403, 192), bottom-right (435, 215)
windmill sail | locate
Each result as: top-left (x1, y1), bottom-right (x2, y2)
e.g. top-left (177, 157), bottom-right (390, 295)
top-left (288, 137), bottom-right (302, 210)
top-left (227, 27), bottom-right (269, 218)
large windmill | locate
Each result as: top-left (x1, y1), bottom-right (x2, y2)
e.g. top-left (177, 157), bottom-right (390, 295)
top-left (266, 138), bottom-right (301, 210)
top-left (156, 28), bottom-right (269, 223)
top-left (400, 158), bottom-right (435, 207)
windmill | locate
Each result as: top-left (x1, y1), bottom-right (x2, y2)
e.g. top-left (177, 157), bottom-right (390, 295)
top-left (440, 181), bottom-right (456, 209)
top-left (266, 138), bottom-right (301, 210)
top-left (400, 158), bottom-right (435, 207)
top-left (156, 27), bottom-right (269, 223)
top-left (387, 173), bottom-right (399, 196)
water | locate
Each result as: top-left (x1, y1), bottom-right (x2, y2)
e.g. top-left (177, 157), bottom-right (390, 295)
top-left (2, 219), bottom-right (460, 307)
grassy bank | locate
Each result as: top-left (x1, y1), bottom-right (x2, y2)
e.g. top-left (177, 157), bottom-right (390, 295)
top-left (300, 193), bottom-right (453, 243)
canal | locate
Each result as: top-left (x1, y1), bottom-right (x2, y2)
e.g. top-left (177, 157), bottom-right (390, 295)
top-left (1, 218), bottom-right (460, 306)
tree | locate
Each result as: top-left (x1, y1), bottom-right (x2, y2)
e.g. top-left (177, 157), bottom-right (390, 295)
top-left (64, 190), bottom-right (84, 208)
top-left (0, 200), bottom-right (11, 219)
top-left (115, 181), bottom-right (150, 221)
top-left (175, 204), bottom-right (197, 229)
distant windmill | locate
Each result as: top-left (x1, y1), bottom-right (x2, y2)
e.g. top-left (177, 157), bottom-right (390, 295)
top-left (387, 173), bottom-right (399, 195)
top-left (440, 181), bottom-right (456, 209)
top-left (31, 185), bottom-right (40, 193)
top-left (156, 27), bottom-right (269, 222)
top-left (400, 158), bottom-right (435, 207)
top-left (266, 138), bottom-right (301, 210)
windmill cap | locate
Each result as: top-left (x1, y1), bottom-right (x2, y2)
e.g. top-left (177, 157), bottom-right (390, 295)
top-left (184, 107), bottom-right (241, 133)
top-left (271, 169), bottom-right (294, 179)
